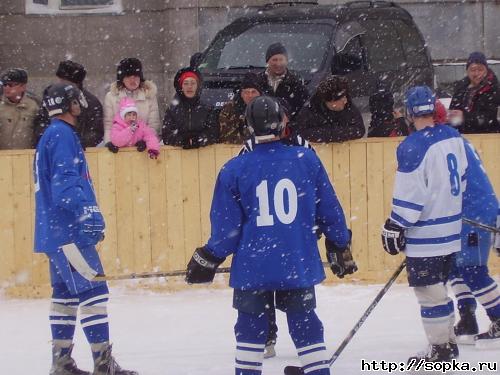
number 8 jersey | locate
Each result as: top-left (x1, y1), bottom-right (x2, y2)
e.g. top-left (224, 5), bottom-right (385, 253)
top-left (390, 125), bottom-right (467, 257)
top-left (206, 141), bottom-right (349, 290)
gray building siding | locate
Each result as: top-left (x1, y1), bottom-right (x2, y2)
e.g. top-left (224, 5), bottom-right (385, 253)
top-left (1, 0), bottom-right (498, 110)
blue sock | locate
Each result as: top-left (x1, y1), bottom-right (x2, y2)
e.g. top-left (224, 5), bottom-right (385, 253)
top-left (234, 311), bottom-right (268, 375)
top-left (78, 285), bottom-right (110, 359)
top-left (461, 266), bottom-right (500, 319)
top-left (50, 283), bottom-right (78, 356)
top-left (287, 310), bottom-right (330, 375)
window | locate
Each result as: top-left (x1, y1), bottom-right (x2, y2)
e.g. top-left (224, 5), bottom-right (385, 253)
top-left (393, 20), bottom-right (428, 68)
top-left (199, 23), bottom-right (334, 74)
top-left (362, 19), bottom-right (406, 73)
top-left (26, 0), bottom-right (122, 14)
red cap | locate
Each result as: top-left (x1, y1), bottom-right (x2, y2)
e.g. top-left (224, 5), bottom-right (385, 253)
top-left (433, 99), bottom-right (447, 124)
top-left (178, 71), bottom-right (199, 87)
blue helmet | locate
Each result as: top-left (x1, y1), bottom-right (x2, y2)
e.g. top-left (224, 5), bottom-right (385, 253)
top-left (405, 85), bottom-right (436, 117)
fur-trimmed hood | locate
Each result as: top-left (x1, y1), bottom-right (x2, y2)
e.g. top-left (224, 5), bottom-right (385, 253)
top-left (108, 80), bottom-right (158, 100)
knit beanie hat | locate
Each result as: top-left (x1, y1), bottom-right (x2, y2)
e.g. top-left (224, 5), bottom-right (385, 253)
top-left (466, 52), bottom-right (488, 69)
top-left (265, 43), bottom-right (287, 62)
top-left (178, 71), bottom-right (199, 87)
top-left (119, 97), bottom-right (138, 119)
top-left (56, 60), bottom-right (86, 87)
top-left (0, 68), bottom-right (28, 84)
top-left (240, 72), bottom-right (262, 93)
top-left (117, 58), bottom-right (144, 83)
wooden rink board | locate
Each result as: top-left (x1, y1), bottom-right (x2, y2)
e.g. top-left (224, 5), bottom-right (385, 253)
top-left (0, 135), bottom-right (499, 297)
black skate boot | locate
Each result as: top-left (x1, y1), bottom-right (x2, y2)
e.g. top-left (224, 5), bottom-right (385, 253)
top-left (475, 317), bottom-right (500, 349)
top-left (93, 344), bottom-right (138, 375)
top-left (50, 344), bottom-right (91, 375)
top-left (448, 341), bottom-right (459, 359)
top-left (264, 338), bottom-right (276, 359)
top-left (407, 343), bottom-right (455, 365)
top-left (454, 306), bottom-right (478, 345)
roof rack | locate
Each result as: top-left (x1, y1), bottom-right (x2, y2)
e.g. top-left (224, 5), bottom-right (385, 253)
top-left (261, 1), bottom-right (319, 10)
top-left (344, 1), bottom-right (400, 9)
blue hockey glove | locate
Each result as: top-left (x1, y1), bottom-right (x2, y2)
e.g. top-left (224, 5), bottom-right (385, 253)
top-left (381, 219), bottom-right (405, 255)
top-left (76, 205), bottom-right (105, 246)
top-left (185, 246), bottom-right (225, 284)
top-left (325, 230), bottom-right (357, 279)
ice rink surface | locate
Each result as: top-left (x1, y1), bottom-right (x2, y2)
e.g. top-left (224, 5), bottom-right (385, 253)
top-left (1, 281), bottom-right (499, 374)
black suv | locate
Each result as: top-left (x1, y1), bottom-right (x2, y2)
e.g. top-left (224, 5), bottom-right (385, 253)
top-left (192, 1), bottom-right (433, 115)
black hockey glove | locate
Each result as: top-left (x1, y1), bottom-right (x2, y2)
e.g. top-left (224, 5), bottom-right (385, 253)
top-left (136, 140), bottom-right (147, 152)
top-left (381, 219), bottom-right (406, 255)
top-left (325, 230), bottom-right (357, 279)
top-left (105, 141), bottom-right (119, 153)
top-left (185, 246), bottom-right (225, 284)
top-left (182, 135), bottom-right (200, 150)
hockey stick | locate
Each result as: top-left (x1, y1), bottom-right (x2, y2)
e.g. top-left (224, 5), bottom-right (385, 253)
top-left (93, 267), bottom-right (231, 281)
top-left (284, 260), bottom-right (407, 375)
top-left (95, 262), bottom-right (331, 282)
top-left (463, 218), bottom-right (500, 235)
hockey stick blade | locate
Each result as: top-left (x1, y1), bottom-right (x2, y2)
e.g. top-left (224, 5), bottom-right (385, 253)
top-left (463, 218), bottom-right (500, 235)
top-left (283, 260), bottom-right (406, 375)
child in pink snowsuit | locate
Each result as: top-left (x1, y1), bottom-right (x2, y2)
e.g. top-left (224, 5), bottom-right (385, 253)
top-left (110, 97), bottom-right (160, 159)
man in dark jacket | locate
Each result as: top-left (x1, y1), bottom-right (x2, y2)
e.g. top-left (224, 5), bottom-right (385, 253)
top-left (449, 52), bottom-right (499, 133)
top-left (162, 67), bottom-right (218, 148)
top-left (293, 75), bottom-right (365, 142)
top-left (218, 73), bottom-right (262, 144)
top-left (257, 42), bottom-right (309, 118)
top-left (34, 60), bottom-right (104, 148)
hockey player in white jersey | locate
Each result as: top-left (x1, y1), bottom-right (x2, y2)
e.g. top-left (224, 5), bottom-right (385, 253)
top-left (381, 86), bottom-right (468, 362)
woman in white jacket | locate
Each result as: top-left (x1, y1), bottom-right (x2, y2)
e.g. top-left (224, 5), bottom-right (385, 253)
top-left (103, 58), bottom-right (160, 151)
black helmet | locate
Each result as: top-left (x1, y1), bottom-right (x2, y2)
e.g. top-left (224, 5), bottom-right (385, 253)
top-left (245, 96), bottom-right (285, 137)
top-left (43, 83), bottom-right (88, 117)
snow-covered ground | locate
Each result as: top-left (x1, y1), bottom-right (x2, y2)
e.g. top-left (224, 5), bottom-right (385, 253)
top-left (1, 282), bottom-right (499, 374)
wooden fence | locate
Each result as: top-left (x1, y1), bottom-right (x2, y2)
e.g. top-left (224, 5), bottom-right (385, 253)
top-left (0, 135), bottom-right (499, 296)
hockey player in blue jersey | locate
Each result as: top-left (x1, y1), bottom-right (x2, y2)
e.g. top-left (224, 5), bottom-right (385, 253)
top-left (185, 96), bottom-right (357, 375)
top-left (34, 83), bottom-right (137, 375)
top-left (448, 140), bottom-right (500, 347)
top-left (381, 86), bottom-right (468, 363)
top-left (239, 108), bottom-right (314, 360)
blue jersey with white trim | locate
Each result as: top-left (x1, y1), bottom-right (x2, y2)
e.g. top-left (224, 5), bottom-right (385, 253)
top-left (206, 141), bottom-right (349, 290)
top-left (462, 139), bottom-right (498, 224)
top-left (34, 119), bottom-right (100, 253)
top-left (390, 125), bottom-right (467, 257)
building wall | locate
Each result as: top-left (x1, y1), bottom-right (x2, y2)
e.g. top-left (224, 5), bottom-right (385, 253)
top-left (1, 0), bottom-right (499, 112)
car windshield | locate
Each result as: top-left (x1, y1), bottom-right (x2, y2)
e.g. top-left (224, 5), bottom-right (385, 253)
top-left (199, 22), bottom-right (333, 74)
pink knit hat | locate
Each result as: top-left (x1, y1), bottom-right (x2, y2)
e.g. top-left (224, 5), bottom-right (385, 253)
top-left (119, 97), bottom-right (138, 119)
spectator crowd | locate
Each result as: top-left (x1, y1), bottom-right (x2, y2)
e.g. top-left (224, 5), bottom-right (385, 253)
top-left (0, 47), bottom-right (499, 153)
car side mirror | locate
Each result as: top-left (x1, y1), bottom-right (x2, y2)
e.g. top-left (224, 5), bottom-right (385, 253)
top-left (190, 52), bottom-right (203, 68)
top-left (331, 52), bottom-right (363, 75)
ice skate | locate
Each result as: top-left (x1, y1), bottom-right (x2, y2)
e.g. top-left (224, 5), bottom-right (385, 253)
top-left (475, 318), bottom-right (500, 349)
top-left (454, 307), bottom-right (478, 345)
top-left (264, 338), bottom-right (276, 359)
top-left (50, 344), bottom-right (91, 375)
top-left (407, 342), bottom-right (456, 365)
top-left (93, 344), bottom-right (138, 375)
